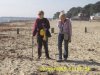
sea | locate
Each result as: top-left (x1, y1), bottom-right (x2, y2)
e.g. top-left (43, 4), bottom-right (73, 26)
top-left (0, 17), bottom-right (35, 23)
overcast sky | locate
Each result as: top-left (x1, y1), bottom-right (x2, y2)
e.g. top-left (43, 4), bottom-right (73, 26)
top-left (0, 0), bottom-right (99, 18)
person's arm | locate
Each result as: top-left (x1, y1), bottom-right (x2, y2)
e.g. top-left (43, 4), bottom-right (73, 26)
top-left (32, 19), bottom-right (38, 36)
top-left (68, 19), bottom-right (72, 42)
top-left (57, 21), bottom-right (61, 28)
top-left (45, 18), bottom-right (50, 30)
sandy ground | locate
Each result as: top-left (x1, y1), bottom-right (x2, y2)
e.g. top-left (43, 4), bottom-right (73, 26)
top-left (0, 20), bottom-right (100, 75)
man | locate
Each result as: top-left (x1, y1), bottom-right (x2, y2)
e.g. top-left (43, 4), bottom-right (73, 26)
top-left (32, 10), bottom-right (51, 59)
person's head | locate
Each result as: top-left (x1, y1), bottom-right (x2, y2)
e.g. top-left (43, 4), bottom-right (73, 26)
top-left (38, 10), bottom-right (44, 19)
top-left (59, 12), bottom-right (66, 21)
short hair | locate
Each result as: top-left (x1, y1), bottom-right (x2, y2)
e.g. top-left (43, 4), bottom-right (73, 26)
top-left (38, 10), bottom-right (44, 15)
top-left (59, 12), bottom-right (66, 19)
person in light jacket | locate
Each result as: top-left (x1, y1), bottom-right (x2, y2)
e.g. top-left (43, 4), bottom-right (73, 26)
top-left (57, 12), bottom-right (72, 62)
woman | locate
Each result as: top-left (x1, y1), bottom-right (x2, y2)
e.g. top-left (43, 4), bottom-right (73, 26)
top-left (32, 10), bottom-right (51, 59)
top-left (57, 12), bottom-right (72, 62)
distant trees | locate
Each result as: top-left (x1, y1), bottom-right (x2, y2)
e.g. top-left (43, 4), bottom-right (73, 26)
top-left (53, 12), bottom-right (60, 19)
top-left (66, 7), bottom-right (82, 18)
top-left (94, 1), bottom-right (100, 13)
top-left (53, 1), bottom-right (100, 19)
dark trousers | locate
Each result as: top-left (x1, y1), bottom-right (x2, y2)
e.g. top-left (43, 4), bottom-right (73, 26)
top-left (58, 34), bottom-right (69, 60)
top-left (37, 36), bottom-right (49, 58)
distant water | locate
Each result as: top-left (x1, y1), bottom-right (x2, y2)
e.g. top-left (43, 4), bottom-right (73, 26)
top-left (0, 17), bottom-right (35, 23)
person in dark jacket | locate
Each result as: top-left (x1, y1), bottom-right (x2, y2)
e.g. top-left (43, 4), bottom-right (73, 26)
top-left (32, 10), bottom-right (51, 59)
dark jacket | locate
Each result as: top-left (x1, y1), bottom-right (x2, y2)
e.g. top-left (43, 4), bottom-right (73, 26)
top-left (32, 18), bottom-right (51, 37)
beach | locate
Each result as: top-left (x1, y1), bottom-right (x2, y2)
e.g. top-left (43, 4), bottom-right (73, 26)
top-left (0, 20), bottom-right (100, 75)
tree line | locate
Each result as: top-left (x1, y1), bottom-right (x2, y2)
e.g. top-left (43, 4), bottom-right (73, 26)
top-left (53, 1), bottom-right (100, 19)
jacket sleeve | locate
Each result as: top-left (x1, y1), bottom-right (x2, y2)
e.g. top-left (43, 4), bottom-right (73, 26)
top-left (57, 21), bottom-right (61, 28)
top-left (32, 19), bottom-right (38, 36)
top-left (45, 18), bottom-right (50, 30)
top-left (68, 19), bottom-right (72, 38)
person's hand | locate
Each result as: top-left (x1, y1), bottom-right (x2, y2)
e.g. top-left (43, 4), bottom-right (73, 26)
top-left (32, 36), bottom-right (35, 42)
top-left (68, 37), bottom-right (71, 43)
top-left (32, 35), bottom-right (34, 39)
top-left (69, 39), bottom-right (71, 43)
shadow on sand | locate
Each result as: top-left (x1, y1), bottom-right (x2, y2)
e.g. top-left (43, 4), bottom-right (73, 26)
top-left (63, 59), bottom-right (100, 66)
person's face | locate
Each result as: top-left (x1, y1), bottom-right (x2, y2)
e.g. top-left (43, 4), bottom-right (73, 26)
top-left (61, 15), bottom-right (66, 21)
top-left (38, 13), bottom-right (44, 19)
